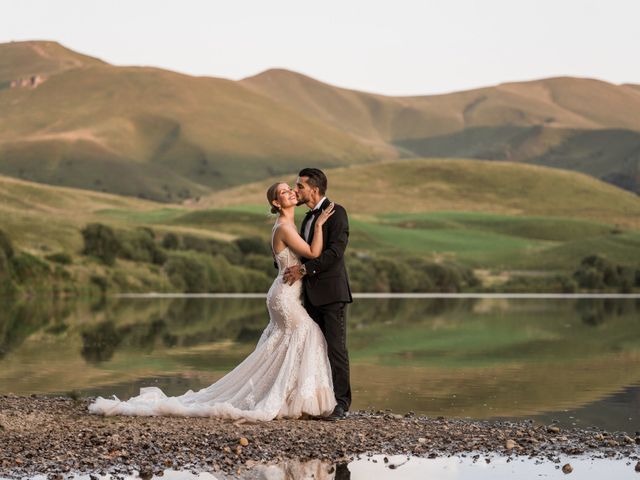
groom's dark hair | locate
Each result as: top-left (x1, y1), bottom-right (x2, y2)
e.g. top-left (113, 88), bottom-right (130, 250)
top-left (298, 168), bottom-right (327, 195)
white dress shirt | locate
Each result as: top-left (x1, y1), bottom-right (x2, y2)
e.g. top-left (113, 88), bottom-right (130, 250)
top-left (303, 196), bottom-right (327, 242)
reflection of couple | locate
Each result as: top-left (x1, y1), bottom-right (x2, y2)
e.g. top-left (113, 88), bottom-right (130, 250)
top-left (90, 168), bottom-right (352, 421)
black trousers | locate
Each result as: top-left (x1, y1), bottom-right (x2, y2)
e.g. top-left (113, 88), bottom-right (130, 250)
top-left (304, 297), bottom-right (352, 410)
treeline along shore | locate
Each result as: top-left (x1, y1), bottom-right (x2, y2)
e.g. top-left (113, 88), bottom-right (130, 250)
top-left (2, 219), bottom-right (640, 300)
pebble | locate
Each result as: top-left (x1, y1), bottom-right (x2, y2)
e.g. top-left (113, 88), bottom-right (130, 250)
top-left (562, 463), bottom-right (573, 474)
top-left (1, 395), bottom-right (638, 478)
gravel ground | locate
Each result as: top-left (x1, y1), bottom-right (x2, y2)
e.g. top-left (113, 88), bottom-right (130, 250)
top-left (1, 395), bottom-right (639, 478)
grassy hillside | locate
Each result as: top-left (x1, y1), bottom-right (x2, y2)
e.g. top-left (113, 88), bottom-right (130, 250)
top-left (243, 70), bottom-right (640, 193)
top-left (201, 159), bottom-right (640, 228)
top-left (245, 70), bottom-right (640, 140)
top-left (0, 40), bottom-right (105, 85)
top-left (0, 173), bottom-right (162, 253)
top-left (0, 42), bottom-right (378, 201)
top-left (2, 41), bottom-right (640, 200)
top-left (2, 159), bottom-right (640, 295)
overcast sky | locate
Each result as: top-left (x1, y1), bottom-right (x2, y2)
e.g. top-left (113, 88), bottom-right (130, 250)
top-left (2, 0), bottom-right (638, 96)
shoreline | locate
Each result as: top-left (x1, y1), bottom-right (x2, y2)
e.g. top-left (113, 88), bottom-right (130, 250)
top-left (1, 396), bottom-right (639, 478)
top-left (114, 292), bottom-right (640, 299)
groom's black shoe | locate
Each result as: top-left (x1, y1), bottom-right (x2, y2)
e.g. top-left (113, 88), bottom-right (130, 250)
top-left (325, 404), bottom-right (347, 421)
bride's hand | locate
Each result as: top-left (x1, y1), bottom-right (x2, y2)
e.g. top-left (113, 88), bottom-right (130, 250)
top-left (315, 202), bottom-right (335, 228)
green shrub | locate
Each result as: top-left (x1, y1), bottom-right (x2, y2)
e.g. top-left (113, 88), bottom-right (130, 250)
top-left (118, 228), bottom-right (167, 265)
top-left (11, 252), bottom-right (51, 283)
top-left (164, 251), bottom-right (271, 293)
top-left (0, 229), bottom-right (14, 260)
top-left (234, 236), bottom-right (271, 256)
top-left (81, 224), bottom-right (120, 266)
top-left (558, 275), bottom-right (578, 293)
top-left (164, 252), bottom-right (216, 293)
top-left (45, 252), bottom-right (72, 265)
top-left (90, 275), bottom-right (108, 294)
top-left (573, 255), bottom-right (637, 291)
top-left (161, 232), bottom-right (180, 250)
top-left (235, 266), bottom-right (271, 292)
top-left (372, 258), bottom-right (418, 293)
top-left (181, 235), bottom-right (243, 264)
top-left (347, 254), bottom-right (387, 292)
top-left (243, 253), bottom-right (277, 277)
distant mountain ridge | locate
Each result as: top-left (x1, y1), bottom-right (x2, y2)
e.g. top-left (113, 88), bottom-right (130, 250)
top-left (1, 40), bottom-right (639, 201)
top-left (243, 70), bottom-right (640, 193)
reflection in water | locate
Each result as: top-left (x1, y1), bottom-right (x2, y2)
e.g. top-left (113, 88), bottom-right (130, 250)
top-left (245, 460), bottom-right (350, 480)
top-left (27, 456), bottom-right (640, 480)
top-left (576, 298), bottom-right (640, 326)
top-left (1, 297), bottom-right (640, 432)
top-left (81, 320), bottom-right (123, 363)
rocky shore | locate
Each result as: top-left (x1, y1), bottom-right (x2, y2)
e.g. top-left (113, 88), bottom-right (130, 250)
top-left (1, 395), bottom-right (639, 478)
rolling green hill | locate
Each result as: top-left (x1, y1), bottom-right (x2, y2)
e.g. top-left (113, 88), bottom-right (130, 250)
top-left (1, 40), bottom-right (640, 200)
top-left (0, 42), bottom-right (377, 201)
top-left (202, 158), bottom-right (640, 228)
top-left (2, 158), bottom-right (640, 295)
top-left (244, 70), bottom-right (640, 140)
top-left (245, 71), bottom-right (640, 193)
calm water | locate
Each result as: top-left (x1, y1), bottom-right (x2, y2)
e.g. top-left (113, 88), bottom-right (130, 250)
top-left (23, 456), bottom-right (640, 479)
top-left (1, 296), bottom-right (639, 433)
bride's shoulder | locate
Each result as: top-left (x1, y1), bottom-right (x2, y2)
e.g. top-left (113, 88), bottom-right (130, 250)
top-left (273, 222), bottom-right (297, 235)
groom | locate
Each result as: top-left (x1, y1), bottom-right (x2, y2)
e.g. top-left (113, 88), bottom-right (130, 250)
top-left (283, 167), bottom-right (352, 420)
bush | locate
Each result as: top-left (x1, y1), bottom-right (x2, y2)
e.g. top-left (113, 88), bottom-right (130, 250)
top-left (573, 255), bottom-right (637, 291)
top-left (164, 252), bottom-right (219, 293)
top-left (161, 232), bottom-right (180, 250)
top-left (0, 229), bottom-right (14, 260)
top-left (118, 228), bottom-right (167, 265)
top-left (45, 252), bottom-right (72, 265)
top-left (234, 236), bottom-right (271, 256)
top-left (11, 252), bottom-right (51, 283)
top-left (164, 251), bottom-right (271, 293)
top-left (346, 253), bottom-right (476, 293)
top-left (243, 253), bottom-right (278, 277)
top-left (347, 254), bottom-right (384, 292)
top-left (182, 235), bottom-right (242, 264)
top-left (82, 224), bottom-right (120, 266)
top-left (90, 275), bottom-right (108, 294)
top-left (421, 262), bottom-right (466, 293)
top-left (372, 258), bottom-right (418, 293)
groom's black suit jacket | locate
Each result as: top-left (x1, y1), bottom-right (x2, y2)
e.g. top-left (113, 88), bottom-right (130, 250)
top-left (300, 198), bottom-right (353, 306)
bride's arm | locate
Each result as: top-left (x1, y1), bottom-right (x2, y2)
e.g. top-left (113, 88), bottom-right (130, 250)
top-left (279, 205), bottom-right (334, 259)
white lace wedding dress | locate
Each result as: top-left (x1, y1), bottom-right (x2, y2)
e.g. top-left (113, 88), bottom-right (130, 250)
top-left (88, 244), bottom-right (336, 421)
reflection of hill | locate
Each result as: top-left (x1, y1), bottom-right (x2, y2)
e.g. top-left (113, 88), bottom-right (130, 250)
top-left (0, 297), bottom-right (268, 394)
top-left (352, 353), bottom-right (640, 418)
top-left (349, 298), bottom-right (640, 417)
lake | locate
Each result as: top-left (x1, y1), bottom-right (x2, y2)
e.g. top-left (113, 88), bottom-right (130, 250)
top-left (1, 295), bottom-right (639, 433)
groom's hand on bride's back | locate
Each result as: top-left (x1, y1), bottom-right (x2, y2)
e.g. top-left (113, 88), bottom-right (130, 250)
top-left (283, 265), bottom-right (303, 285)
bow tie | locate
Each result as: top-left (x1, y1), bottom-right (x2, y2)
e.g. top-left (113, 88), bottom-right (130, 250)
top-left (305, 209), bottom-right (321, 218)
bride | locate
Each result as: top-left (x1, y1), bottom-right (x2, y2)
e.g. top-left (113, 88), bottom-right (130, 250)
top-left (88, 182), bottom-right (337, 421)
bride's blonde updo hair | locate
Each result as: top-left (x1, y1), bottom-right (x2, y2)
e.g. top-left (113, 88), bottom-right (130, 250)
top-left (266, 182), bottom-right (284, 215)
